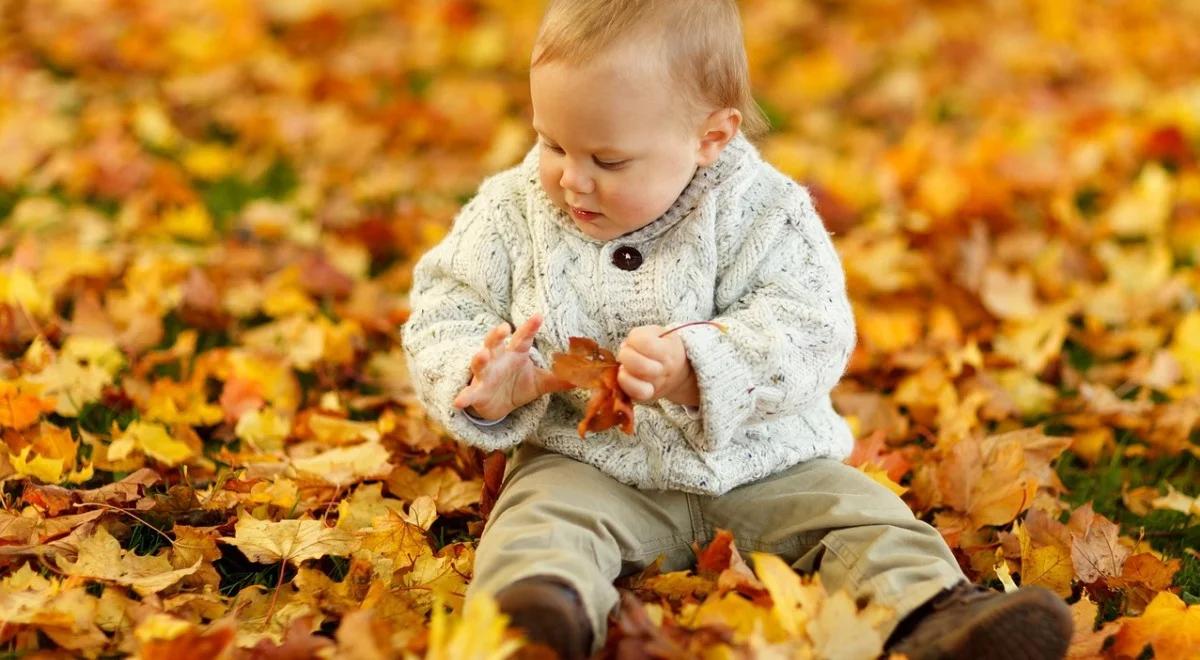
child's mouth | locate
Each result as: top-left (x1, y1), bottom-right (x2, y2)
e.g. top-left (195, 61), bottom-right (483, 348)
top-left (569, 205), bottom-right (601, 222)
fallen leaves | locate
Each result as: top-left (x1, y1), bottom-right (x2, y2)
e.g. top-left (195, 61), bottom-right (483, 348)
top-left (1110, 591), bottom-right (1200, 659)
top-left (551, 336), bottom-right (634, 437)
top-left (56, 526), bottom-right (200, 596)
top-left (0, 0), bottom-right (1198, 656)
top-left (617, 532), bottom-right (892, 658)
top-left (219, 512), bottom-right (355, 567)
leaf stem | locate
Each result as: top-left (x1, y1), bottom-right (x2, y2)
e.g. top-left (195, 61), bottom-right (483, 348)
top-left (78, 502), bottom-right (176, 548)
top-left (658, 321), bottom-right (727, 338)
top-left (264, 559), bottom-right (287, 625)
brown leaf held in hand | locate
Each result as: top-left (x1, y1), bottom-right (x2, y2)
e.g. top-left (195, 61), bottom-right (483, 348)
top-left (551, 336), bottom-right (635, 438)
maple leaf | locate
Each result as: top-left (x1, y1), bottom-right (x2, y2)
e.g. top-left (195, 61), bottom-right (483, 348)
top-left (289, 440), bottom-right (392, 487)
top-left (551, 336), bottom-right (634, 437)
top-left (1067, 503), bottom-right (1130, 584)
top-left (424, 594), bottom-right (522, 660)
top-left (330, 483), bottom-right (400, 529)
top-left (1110, 591), bottom-right (1200, 659)
top-left (219, 512), bottom-right (354, 567)
top-left (55, 526), bottom-right (200, 596)
top-left (386, 464), bottom-right (481, 514)
top-left (1110, 552), bottom-right (1181, 614)
top-left (107, 420), bottom-right (195, 467)
top-left (1014, 515), bottom-right (1073, 597)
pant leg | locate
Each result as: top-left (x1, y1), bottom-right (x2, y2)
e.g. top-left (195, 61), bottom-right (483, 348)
top-left (467, 444), bottom-right (696, 651)
top-left (700, 458), bottom-right (965, 640)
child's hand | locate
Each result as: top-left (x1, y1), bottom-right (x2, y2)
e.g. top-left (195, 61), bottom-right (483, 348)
top-left (616, 325), bottom-right (700, 407)
top-left (453, 314), bottom-right (573, 421)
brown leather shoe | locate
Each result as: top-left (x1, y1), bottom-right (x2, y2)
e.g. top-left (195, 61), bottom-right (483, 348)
top-left (885, 582), bottom-right (1073, 660)
top-left (495, 576), bottom-right (593, 660)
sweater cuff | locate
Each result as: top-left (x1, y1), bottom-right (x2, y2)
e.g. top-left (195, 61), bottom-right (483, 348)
top-left (462, 407), bottom-right (509, 426)
top-left (673, 325), bottom-right (756, 452)
top-left (415, 336), bottom-right (550, 451)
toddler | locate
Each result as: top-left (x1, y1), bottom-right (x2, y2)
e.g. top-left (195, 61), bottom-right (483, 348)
top-left (403, 1), bottom-right (1073, 658)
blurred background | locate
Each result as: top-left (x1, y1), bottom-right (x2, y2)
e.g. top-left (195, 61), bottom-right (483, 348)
top-left (1, 1), bottom-right (1200, 656)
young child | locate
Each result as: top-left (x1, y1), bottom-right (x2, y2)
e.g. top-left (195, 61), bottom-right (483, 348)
top-left (403, 1), bottom-right (1073, 658)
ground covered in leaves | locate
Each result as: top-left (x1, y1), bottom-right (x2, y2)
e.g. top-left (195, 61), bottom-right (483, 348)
top-left (1, 0), bottom-right (1199, 658)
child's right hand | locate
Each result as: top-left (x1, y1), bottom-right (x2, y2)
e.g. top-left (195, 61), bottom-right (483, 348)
top-left (452, 313), bottom-right (573, 421)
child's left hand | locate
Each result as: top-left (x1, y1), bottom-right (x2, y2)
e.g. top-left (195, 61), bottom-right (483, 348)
top-left (616, 325), bottom-right (701, 407)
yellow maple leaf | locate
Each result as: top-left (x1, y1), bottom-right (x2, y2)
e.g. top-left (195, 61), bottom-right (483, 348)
top-left (235, 407), bottom-right (292, 452)
top-left (56, 527), bottom-right (200, 596)
top-left (290, 440), bottom-right (392, 488)
top-left (752, 552), bottom-right (816, 638)
top-left (108, 421), bottom-right (194, 467)
top-left (335, 483), bottom-right (407, 532)
top-left (220, 511), bottom-right (354, 567)
top-left (386, 465), bottom-right (482, 514)
top-left (399, 546), bottom-right (474, 613)
top-left (1111, 591), bottom-right (1200, 658)
top-left (1014, 519), bottom-right (1073, 597)
top-left (857, 462), bottom-right (908, 496)
top-left (688, 592), bottom-right (782, 642)
top-left (420, 595), bottom-right (521, 660)
top-left (807, 589), bottom-right (888, 660)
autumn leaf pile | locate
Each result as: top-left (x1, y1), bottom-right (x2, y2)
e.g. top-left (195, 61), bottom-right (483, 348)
top-left (0, 0), bottom-right (1199, 658)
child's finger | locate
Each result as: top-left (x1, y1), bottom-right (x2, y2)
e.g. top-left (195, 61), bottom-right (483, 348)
top-left (617, 367), bottom-right (655, 402)
top-left (469, 347), bottom-right (490, 374)
top-left (616, 345), bottom-right (664, 382)
top-left (452, 386), bottom-right (475, 409)
top-left (509, 314), bottom-right (542, 352)
top-left (483, 323), bottom-right (510, 350)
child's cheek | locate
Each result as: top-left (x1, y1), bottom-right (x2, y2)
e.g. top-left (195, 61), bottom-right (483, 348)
top-left (538, 164), bottom-right (565, 208)
top-left (607, 187), bottom-right (662, 229)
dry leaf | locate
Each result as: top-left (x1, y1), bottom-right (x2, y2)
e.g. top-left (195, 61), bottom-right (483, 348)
top-left (220, 512), bottom-right (354, 566)
top-left (551, 337), bottom-right (635, 437)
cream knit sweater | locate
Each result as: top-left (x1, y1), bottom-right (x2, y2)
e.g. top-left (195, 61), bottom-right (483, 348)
top-left (402, 134), bottom-right (857, 495)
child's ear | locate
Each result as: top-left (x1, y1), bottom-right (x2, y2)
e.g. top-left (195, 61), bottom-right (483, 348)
top-left (697, 108), bottom-right (743, 167)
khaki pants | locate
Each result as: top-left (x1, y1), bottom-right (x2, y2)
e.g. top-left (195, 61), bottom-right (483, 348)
top-left (468, 444), bottom-right (965, 652)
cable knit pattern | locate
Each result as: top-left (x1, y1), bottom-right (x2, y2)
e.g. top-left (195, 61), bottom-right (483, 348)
top-left (402, 134), bottom-right (857, 495)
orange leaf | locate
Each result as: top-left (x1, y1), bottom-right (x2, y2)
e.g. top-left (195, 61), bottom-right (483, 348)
top-left (551, 337), bottom-right (634, 437)
top-left (478, 450), bottom-right (506, 521)
top-left (0, 381), bottom-right (56, 430)
top-left (696, 529), bottom-right (737, 575)
top-left (1111, 591), bottom-right (1200, 658)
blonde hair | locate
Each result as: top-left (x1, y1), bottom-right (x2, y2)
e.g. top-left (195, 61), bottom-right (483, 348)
top-left (531, 0), bottom-right (770, 139)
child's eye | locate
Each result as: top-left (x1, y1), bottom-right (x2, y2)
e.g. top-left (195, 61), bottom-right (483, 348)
top-left (595, 158), bottom-right (628, 170)
top-left (542, 142), bottom-right (565, 154)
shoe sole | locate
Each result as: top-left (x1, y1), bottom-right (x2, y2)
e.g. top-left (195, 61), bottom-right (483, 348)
top-left (905, 588), bottom-right (1073, 660)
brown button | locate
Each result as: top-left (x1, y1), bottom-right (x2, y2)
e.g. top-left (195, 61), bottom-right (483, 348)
top-left (612, 245), bottom-right (643, 271)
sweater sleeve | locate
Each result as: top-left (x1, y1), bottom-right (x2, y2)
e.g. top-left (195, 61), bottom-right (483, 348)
top-left (401, 178), bottom-right (550, 451)
top-left (666, 187), bottom-right (856, 453)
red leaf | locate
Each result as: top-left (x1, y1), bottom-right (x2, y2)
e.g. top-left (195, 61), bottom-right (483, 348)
top-left (551, 337), bottom-right (635, 437)
top-left (479, 450), bottom-right (506, 521)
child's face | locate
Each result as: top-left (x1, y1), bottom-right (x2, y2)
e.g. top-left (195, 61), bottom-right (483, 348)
top-left (530, 45), bottom-right (710, 242)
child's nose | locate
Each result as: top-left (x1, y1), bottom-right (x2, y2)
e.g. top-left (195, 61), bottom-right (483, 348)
top-left (559, 164), bottom-right (594, 195)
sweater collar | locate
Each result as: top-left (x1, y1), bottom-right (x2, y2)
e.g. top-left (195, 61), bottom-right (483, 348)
top-left (522, 132), bottom-right (758, 244)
